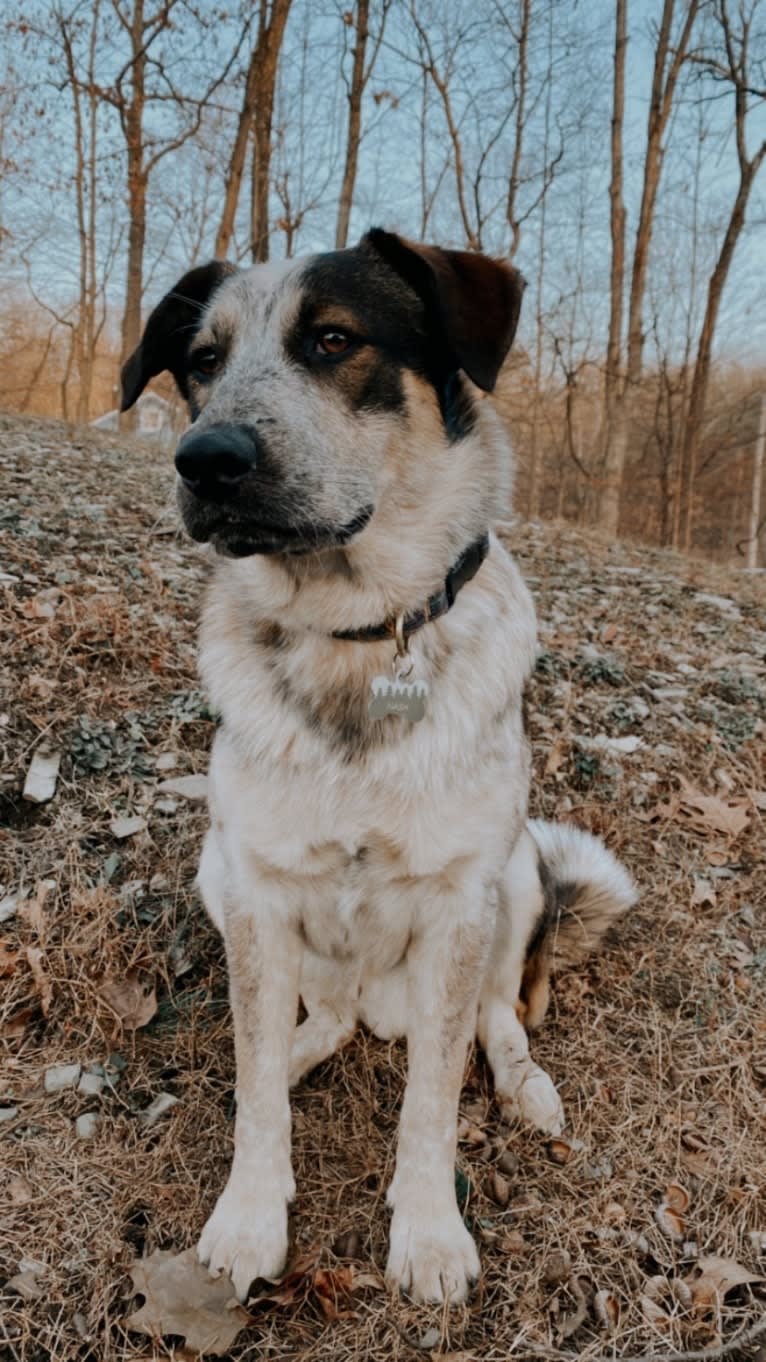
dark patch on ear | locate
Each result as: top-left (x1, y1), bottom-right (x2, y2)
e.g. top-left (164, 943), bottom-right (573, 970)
top-left (120, 260), bottom-right (237, 411)
top-left (362, 229), bottom-right (525, 393)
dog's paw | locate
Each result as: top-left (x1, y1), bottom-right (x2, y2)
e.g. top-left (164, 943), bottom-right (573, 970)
top-left (386, 1207), bottom-right (480, 1304)
top-left (198, 1182), bottom-right (289, 1302)
top-left (500, 1063), bottom-right (565, 1135)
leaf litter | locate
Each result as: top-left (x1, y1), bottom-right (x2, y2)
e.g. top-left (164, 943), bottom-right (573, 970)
top-left (1, 416), bottom-right (765, 1361)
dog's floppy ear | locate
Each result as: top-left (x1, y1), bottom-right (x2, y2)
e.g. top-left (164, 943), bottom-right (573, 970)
top-left (120, 260), bottom-right (237, 411)
top-left (362, 229), bottom-right (525, 392)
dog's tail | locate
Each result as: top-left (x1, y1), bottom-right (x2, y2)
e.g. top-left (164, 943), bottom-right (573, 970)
top-left (528, 819), bottom-right (637, 966)
top-left (519, 820), bottom-right (637, 1028)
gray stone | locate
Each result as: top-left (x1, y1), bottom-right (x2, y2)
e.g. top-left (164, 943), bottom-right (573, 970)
top-left (44, 1063), bottom-right (81, 1093)
top-left (75, 1112), bottom-right (100, 1140)
top-left (23, 750), bottom-right (61, 804)
top-left (77, 1072), bottom-right (105, 1097)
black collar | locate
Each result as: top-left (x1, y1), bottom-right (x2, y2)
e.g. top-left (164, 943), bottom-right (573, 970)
top-left (332, 532), bottom-right (490, 644)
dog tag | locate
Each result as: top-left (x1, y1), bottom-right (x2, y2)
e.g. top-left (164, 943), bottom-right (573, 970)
top-left (368, 675), bottom-right (428, 722)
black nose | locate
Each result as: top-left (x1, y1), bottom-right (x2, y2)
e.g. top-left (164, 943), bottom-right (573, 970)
top-left (175, 423), bottom-right (258, 497)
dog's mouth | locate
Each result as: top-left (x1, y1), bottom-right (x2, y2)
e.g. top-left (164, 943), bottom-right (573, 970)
top-left (191, 505), bottom-right (374, 558)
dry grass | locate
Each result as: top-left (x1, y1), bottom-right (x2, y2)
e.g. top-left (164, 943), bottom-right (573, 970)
top-left (1, 413), bottom-right (764, 1362)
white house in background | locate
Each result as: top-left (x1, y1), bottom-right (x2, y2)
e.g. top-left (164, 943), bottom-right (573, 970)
top-left (91, 391), bottom-right (180, 445)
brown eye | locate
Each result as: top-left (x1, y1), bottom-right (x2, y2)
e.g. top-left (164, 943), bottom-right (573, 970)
top-left (316, 330), bottom-right (351, 356)
top-left (190, 347), bottom-right (220, 378)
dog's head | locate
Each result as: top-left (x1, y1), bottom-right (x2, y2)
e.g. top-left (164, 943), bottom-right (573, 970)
top-left (121, 231), bottom-right (524, 559)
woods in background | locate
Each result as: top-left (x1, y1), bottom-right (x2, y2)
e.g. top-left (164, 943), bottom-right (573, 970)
top-left (1, 0), bottom-right (765, 564)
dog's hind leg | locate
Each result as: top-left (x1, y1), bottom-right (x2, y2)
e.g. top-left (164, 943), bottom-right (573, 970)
top-left (479, 822), bottom-right (636, 1135)
top-left (290, 955), bottom-right (357, 1087)
top-left (478, 830), bottom-right (565, 1135)
top-left (478, 992), bottom-right (565, 1134)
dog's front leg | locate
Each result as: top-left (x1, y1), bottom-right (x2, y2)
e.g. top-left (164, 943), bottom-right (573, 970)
top-left (198, 903), bottom-right (300, 1301)
top-left (386, 886), bottom-right (494, 1304)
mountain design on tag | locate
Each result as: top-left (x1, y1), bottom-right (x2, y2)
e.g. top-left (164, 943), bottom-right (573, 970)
top-left (368, 675), bottom-right (429, 722)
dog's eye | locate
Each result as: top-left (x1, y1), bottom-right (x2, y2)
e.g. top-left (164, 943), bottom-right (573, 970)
top-left (190, 347), bottom-right (221, 378)
top-left (316, 330), bottom-right (351, 356)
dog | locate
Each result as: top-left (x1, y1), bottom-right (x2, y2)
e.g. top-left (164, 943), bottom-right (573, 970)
top-left (121, 229), bottom-right (636, 1306)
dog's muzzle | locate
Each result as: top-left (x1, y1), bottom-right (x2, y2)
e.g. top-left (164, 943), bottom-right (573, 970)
top-left (175, 423), bottom-right (259, 502)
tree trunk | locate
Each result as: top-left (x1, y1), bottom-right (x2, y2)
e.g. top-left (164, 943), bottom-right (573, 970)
top-left (525, 0), bottom-right (553, 519)
top-left (214, 0), bottom-right (291, 261)
top-left (505, 0), bottom-right (531, 259)
top-left (250, 0), bottom-right (293, 264)
top-left (251, 103), bottom-right (272, 263)
top-left (215, 59), bottom-right (260, 258)
top-left (680, 161), bottom-right (759, 551)
top-left (599, 0), bottom-right (627, 536)
top-left (604, 0), bottom-right (699, 534)
top-left (118, 0), bottom-right (146, 432)
top-left (335, 0), bottom-right (370, 249)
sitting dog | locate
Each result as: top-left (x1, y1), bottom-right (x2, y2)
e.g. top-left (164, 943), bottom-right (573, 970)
top-left (121, 230), bottom-right (635, 1305)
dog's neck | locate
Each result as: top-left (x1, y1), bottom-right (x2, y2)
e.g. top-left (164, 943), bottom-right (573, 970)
top-left (211, 405), bottom-right (512, 643)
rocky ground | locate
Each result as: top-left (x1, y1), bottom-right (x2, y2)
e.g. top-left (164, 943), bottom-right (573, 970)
top-left (1, 413), bottom-right (764, 1362)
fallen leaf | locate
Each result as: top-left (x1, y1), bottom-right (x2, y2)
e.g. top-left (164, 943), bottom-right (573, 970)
top-left (2, 1005), bottom-right (37, 1040)
top-left (7, 1264), bottom-right (45, 1300)
top-left (18, 879), bottom-right (55, 936)
top-left (9, 1175), bottom-right (34, 1205)
top-left (543, 1249), bottom-right (571, 1285)
top-left (665, 1182), bottom-right (690, 1214)
top-left (655, 1202), bottom-right (685, 1241)
top-left (593, 1288), bottom-right (619, 1331)
top-left (557, 1275), bottom-right (590, 1340)
top-left (126, 1248), bottom-right (248, 1356)
top-left (489, 1171), bottom-right (511, 1207)
top-left (252, 1252), bottom-right (319, 1309)
top-left (0, 941), bottom-right (19, 975)
top-left (691, 877), bottom-right (716, 907)
top-left (350, 1268), bottom-right (384, 1291)
top-left (0, 894), bottom-right (18, 923)
top-left (677, 778), bottom-right (749, 840)
top-left (312, 1265), bottom-right (355, 1320)
top-left (640, 1293), bottom-right (671, 1328)
top-left (25, 946), bottom-right (53, 1015)
top-left (544, 738), bottom-right (568, 775)
top-left (457, 1119), bottom-right (486, 1146)
top-left (682, 1149), bottom-right (716, 1178)
top-left (99, 972), bottom-right (157, 1031)
top-left (548, 1135), bottom-right (584, 1164)
top-left (690, 1254), bottom-right (764, 1312)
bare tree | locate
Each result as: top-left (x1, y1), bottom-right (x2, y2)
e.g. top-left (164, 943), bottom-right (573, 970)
top-left (599, 0), bottom-right (701, 536)
top-left (679, 0), bottom-right (766, 549)
top-left (600, 0), bottom-right (628, 534)
top-left (335, 0), bottom-right (391, 248)
top-left (91, 0), bottom-right (245, 425)
top-left (408, 4), bottom-right (481, 249)
top-left (56, 1), bottom-right (102, 422)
